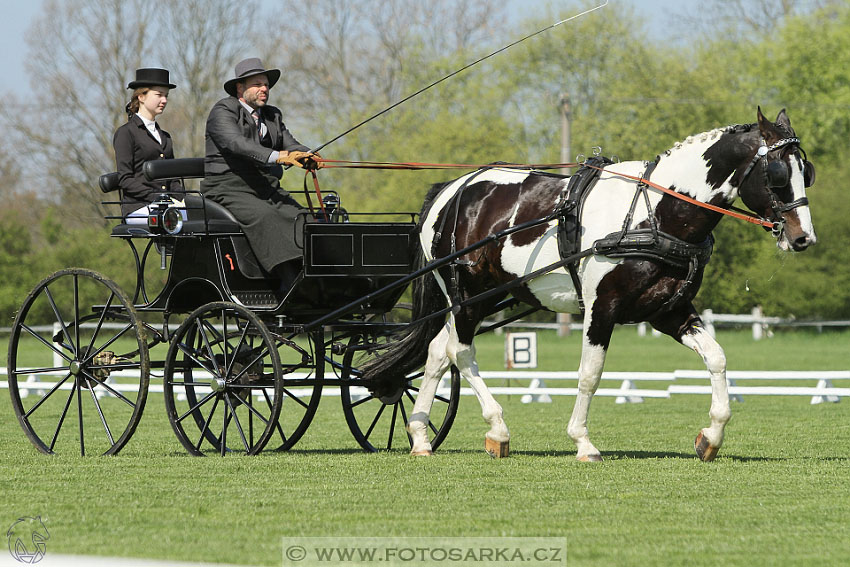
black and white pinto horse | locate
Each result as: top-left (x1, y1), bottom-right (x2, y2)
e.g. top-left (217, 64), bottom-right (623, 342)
top-left (364, 108), bottom-right (816, 461)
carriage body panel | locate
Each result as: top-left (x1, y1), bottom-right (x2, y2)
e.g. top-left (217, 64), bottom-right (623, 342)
top-left (114, 218), bottom-right (415, 319)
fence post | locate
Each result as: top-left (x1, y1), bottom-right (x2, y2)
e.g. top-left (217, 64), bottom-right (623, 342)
top-left (521, 378), bottom-right (552, 404)
top-left (53, 322), bottom-right (62, 369)
top-left (556, 313), bottom-right (572, 337)
top-left (752, 305), bottom-right (763, 340)
top-left (615, 379), bottom-right (643, 404)
top-left (811, 379), bottom-right (840, 404)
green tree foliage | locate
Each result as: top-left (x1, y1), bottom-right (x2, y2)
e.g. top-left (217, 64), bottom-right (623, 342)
top-left (0, 0), bottom-right (847, 323)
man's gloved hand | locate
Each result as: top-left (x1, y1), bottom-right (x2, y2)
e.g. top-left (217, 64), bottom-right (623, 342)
top-left (276, 150), bottom-right (311, 168)
top-left (302, 152), bottom-right (323, 171)
top-left (277, 150), bottom-right (323, 170)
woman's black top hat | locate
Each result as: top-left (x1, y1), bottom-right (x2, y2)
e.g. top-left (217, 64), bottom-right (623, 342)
top-left (224, 58), bottom-right (280, 97)
top-left (127, 68), bottom-right (177, 90)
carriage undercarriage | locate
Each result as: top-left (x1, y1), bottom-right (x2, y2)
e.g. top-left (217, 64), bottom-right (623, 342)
top-left (6, 158), bottom-right (469, 456)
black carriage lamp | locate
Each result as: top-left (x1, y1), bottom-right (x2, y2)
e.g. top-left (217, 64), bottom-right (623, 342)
top-left (147, 194), bottom-right (184, 235)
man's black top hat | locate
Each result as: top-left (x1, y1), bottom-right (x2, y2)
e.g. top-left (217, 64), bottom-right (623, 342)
top-left (224, 58), bottom-right (280, 97)
top-left (127, 68), bottom-right (176, 90)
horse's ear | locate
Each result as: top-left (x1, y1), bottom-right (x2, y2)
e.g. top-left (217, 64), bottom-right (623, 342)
top-left (757, 106), bottom-right (772, 137)
top-left (776, 108), bottom-right (792, 130)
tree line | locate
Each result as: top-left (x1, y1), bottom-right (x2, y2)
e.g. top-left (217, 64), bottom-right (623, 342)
top-left (0, 0), bottom-right (847, 322)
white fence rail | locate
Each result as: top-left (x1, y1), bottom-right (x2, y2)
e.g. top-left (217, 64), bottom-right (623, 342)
top-left (3, 368), bottom-right (848, 405)
top-left (483, 308), bottom-right (850, 340)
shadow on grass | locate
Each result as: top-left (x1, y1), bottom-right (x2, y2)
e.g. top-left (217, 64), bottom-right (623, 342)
top-left (600, 450), bottom-right (785, 462)
top-left (159, 448), bottom-right (847, 462)
top-left (458, 449), bottom-right (790, 462)
top-left (160, 447), bottom-right (369, 457)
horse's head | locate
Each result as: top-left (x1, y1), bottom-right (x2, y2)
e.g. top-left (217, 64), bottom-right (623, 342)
top-left (736, 108), bottom-right (817, 251)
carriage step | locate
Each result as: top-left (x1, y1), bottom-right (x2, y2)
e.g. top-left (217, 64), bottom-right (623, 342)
top-left (232, 292), bottom-right (279, 307)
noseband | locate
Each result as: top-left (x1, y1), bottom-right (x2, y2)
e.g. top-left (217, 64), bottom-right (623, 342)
top-left (739, 136), bottom-right (812, 234)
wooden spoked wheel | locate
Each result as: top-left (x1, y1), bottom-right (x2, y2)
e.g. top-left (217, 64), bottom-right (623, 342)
top-left (265, 329), bottom-right (324, 451)
top-left (7, 269), bottom-right (150, 456)
top-left (163, 302), bottom-right (283, 456)
top-left (340, 333), bottom-right (460, 452)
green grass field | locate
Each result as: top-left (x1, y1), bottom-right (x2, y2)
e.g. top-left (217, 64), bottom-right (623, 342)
top-left (1, 328), bottom-right (849, 566)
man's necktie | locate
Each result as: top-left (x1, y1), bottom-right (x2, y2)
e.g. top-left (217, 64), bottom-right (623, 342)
top-left (252, 110), bottom-right (268, 141)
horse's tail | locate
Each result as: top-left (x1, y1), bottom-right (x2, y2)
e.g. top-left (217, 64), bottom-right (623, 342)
top-left (359, 182), bottom-right (451, 390)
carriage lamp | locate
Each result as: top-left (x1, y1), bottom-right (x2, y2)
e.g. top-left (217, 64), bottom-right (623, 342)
top-left (147, 194), bottom-right (183, 235)
top-left (161, 207), bottom-right (183, 235)
top-left (322, 193), bottom-right (348, 222)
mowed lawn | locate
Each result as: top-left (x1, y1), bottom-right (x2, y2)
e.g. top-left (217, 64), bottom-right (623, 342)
top-left (1, 328), bottom-right (849, 566)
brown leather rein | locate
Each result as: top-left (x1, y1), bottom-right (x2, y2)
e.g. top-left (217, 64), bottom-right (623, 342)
top-left (304, 158), bottom-right (776, 229)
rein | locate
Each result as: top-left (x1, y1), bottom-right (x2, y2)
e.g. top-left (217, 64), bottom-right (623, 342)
top-left (581, 163), bottom-right (777, 230)
top-left (306, 158), bottom-right (779, 230)
top-left (316, 158), bottom-right (583, 170)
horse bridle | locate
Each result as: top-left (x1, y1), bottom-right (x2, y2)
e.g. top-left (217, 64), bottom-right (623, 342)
top-left (738, 136), bottom-right (815, 234)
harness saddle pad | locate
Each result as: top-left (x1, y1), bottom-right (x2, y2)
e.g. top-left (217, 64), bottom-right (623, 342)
top-left (556, 156), bottom-right (614, 259)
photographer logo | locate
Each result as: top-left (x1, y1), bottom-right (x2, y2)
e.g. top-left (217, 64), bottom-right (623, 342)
top-left (7, 517), bottom-right (49, 564)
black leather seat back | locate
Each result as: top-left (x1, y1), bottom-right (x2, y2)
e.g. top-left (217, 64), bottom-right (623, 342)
top-left (99, 172), bottom-right (120, 193)
top-left (143, 157), bottom-right (205, 181)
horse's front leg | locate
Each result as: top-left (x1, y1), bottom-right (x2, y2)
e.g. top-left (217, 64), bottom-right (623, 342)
top-left (407, 323), bottom-right (452, 456)
top-left (680, 321), bottom-right (729, 462)
top-left (567, 322), bottom-right (611, 462)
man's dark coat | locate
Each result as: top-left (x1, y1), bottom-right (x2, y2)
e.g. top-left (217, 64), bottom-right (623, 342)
top-left (201, 96), bottom-right (310, 270)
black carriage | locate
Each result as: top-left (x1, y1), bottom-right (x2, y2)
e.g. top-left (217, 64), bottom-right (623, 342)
top-left (6, 159), bottom-right (460, 456)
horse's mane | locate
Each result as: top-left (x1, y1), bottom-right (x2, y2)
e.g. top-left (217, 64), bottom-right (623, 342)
top-left (660, 123), bottom-right (757, 157)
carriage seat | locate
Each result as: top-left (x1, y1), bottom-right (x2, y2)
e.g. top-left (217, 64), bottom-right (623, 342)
top-left (102, 158), bottom-right (244, 236)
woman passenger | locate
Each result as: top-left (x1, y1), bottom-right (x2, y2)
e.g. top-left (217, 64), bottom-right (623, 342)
top-left (112, 68), bottom-right (181, 223)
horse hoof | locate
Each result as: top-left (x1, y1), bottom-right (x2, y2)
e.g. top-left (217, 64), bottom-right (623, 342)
top-left (410, 449), bottom-right (434, 457)
top-left (695, 431), bottom-right (719, 462)
top-left (485, 437), bottom-right (509, 458)
top-left (577, 454), bottom-right (603, 463)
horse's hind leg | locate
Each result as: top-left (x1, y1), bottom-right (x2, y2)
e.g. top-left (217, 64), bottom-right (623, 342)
top-left (407, 323), bottom-right (453, 456)
top-left (453, 335), bottom-right (510, 458)
top-left (407, 314), bottom-right (509, 457)
top-left (653, 307), bottom-right (729, 462)
top-left (449, 306), bottom-right (510, 457)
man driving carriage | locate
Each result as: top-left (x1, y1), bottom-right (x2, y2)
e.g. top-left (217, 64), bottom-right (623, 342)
top-left (200, 57), bottom-right (323, 287)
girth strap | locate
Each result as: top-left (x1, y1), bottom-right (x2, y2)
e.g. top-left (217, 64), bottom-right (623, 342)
top-left (592, 229), bottom-right (714, 270)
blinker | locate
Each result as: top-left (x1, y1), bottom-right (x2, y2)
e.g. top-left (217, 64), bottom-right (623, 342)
top-left (803, 160), bottom-right (815, 188)
top-left (765, 160), bottom-right (788, 188)
top-left (764, 156), bottom-right (815, 190)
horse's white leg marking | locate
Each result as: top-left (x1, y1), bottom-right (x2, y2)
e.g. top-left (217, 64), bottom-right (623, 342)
top-left (682, 327), bottom-right (730, 450)
top-left (444, 323), bottom-right (509, 446)
top-left (407, 323), bottom-right (452, 455)
top-left (567, 332), bottom-right (607, 461)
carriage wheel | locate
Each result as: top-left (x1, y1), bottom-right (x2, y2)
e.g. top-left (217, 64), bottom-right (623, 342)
top-left (7, 269), bottom-right (150, 456)
top-left (163, 302), bottom-right (283, 456)
top-left (266, 330), bottom-right (324, 451)
top-left (340, 334), bottom-right (460, 453)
